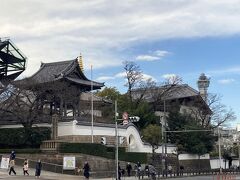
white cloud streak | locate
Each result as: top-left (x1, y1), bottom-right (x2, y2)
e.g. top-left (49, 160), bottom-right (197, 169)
top-left (218, 79), bottom-right (236, 84)
top-left (97, 71), bottom-right (156, 82)
top-left (161, 74), bottom-right (178, 79)
top-left (136, 50), bottom-right (170, 61)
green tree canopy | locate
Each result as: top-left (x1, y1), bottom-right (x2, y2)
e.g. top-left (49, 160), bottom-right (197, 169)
top-left (167, 111), bottom-right (215, 155)
top-left (142, 124), bottom-right (162, 154)
top-left (96, 87), bottom-right (121, 101)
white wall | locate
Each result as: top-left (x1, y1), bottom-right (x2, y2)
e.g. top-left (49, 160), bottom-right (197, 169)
top-left (179, 154), bottom-right (210, 160)
top-left (58, 121), bottom-right (177, 153)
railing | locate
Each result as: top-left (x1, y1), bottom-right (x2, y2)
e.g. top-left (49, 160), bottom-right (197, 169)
top-left (40, 140), bottom-right (64, 152)
top-left (7, 156), bottom-right (240, 179)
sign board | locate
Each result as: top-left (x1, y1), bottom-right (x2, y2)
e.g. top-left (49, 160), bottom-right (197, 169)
top-left (122, 112), bottom-right (129, 125)
top-left (0, 157), bottom-right (9, 169)
top-left (63, 156), bottom-right (76, 170)
top-left (122, 112), bottom-right (128, 120)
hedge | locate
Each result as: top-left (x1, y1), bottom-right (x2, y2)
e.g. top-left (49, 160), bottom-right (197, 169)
top-left (59, 143), bottom-right (147, 163)
top-left (0, 148), bottom-right (41, 154)
top-left (0, 127), bottom-right (51, 148)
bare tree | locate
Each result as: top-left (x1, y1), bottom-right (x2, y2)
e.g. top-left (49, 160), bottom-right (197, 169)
top-left (149, 75), bottom-right (182, 112)
top-left (208, 94), bottom-right (236, 127)
top-left (123, 61), bottom-right (183, 112)
top-left (189, 93), bottom-right (236, 128)
top-left (0, 81), bottom-right (48, 128)
top-left (123, 61), bottom-right (143, 106)
top-left (0, 79), bottom-right (82, 128)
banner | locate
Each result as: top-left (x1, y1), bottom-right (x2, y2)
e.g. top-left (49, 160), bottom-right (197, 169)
top-left (63, 156), bottom-right (75, 170)
top-left (0, 157), bottom-right (9, 169)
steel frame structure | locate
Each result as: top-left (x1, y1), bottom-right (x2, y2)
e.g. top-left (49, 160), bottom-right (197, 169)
top-left (0, 38), bottom-right (26, 83)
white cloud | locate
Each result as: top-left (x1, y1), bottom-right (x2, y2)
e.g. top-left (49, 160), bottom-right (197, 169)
top-left (98, 71), bottom-right (156, 83)
top-left (136, 50), bottom-right (170, 61)
top-left (142, 73), bottom-right (157, 82)
top-left (2, 0), bottom-right (240, 77)
top-left (218, 79), bottom-right (236, 84)
top-left (208, 67), bottom-right (240, 76)
top-left (136, 55), bottom-right (159, 61)
top-left (154, 50), bottom-right (170, 57)
top-left (162, 74), bottom-right (178, 79)
top-left (95, 76), bottom-right (115, 81)
top-left (114, 72), bottom-right (126, 78)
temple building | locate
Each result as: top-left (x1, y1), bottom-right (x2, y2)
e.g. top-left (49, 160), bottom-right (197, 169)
top-left (0, 56), bottom-right (211, 154)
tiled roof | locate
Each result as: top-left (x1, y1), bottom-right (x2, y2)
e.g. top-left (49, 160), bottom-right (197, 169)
top-left (132, 84), bottom-right (200, 101)
top-left (18, 59), bottom-right (104, 89)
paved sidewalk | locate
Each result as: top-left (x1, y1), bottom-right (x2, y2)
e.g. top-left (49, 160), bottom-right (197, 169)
top-left (0, 165), bottom-right (84, 179)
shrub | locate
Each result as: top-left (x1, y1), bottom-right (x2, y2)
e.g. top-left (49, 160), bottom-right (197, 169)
top-left (59, 143), bottom-right (148, 163)
top-left (0, 148), bottom-right (41, 154)
top-left (0, 127), bottom-right (51, 148)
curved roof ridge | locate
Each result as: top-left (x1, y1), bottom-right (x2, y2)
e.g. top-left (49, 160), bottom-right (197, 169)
top-left (57, 59), bottom-right (77, 77)
top-left (41, 59), bottom-right (75, 66)
top-left (29, 59), bottom-right (75, 80)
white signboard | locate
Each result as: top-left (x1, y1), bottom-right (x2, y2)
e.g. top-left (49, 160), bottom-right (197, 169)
top-left (0, 157), bottom-right (9, 169)
top-left (63, 156), bottom-right (75, 170)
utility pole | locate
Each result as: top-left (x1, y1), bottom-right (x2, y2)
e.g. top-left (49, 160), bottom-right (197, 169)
top-left (91, 65), bottom-right (94, 143)
top-left (218, 126), bottom-right (222, 173)
top-left (115, 100), bottom-right (118, 180)
top-left (238, 140), bottom-right (240, 169)
top-left (161, 115), bottom-right (164, 177)
top-left (164, 99), bottom-right (168, 177)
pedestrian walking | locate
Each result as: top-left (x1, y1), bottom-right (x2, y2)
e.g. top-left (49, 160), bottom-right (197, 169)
top-left (180, 165), bottom-right (184, 176)
top-left (148, 164), bottom-right (156, 180)
top-left (168, 165), bottom-right (173, 177)
top-left (23, 159), bottom-right (29, 176)
top-left (136, 162), bottom-right (142, 179)
top-left (8, 159), bottom-right (16, 175)
top-left (145, 164), bottom-right (150, 177)
top-left (118, 162), bottom-right (122, 180)
top-left (10, 150), bottom-right (16, 160)
top-left (83, 161), bottom-right (90, 179)
top-left (126, 162), bottom-right (132, 177)
top-left (35, 159), bottom-right (42, 178)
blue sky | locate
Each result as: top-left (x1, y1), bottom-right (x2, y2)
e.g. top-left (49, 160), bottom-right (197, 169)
top-left (0, 0), bottom-right (239, 125)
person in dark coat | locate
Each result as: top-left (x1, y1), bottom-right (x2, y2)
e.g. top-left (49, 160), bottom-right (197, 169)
top-left (145, 164), bottom-right (150, 177)
top-left (118, 162), bottom-right (122, 180)
top-left (136, 162), bottom-right (142, 179)
top-left (126, 162), bottom-right (132, 177)
top-left (180, 165), bottom-right (184, 176)
top-left (35, 159), bottom-right (42, 178)
top-left (10, 150), bottom-right (16, 160)
top-left (83, 161), bottom-right (90, 179)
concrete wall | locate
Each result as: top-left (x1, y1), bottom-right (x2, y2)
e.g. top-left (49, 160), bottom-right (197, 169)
top-left (179, 153), bottom-right (210, 160)
top-left (58, 121), bottom-right (177, 154)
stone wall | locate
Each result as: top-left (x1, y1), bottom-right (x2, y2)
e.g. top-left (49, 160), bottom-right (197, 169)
top-left (3, 153), bottom-right (133, 178)
top-left (58, 135), bottom-right (127, 147)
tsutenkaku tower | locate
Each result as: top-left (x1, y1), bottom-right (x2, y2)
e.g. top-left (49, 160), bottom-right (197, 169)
top-left (197, 73), bottom-right (210, 102)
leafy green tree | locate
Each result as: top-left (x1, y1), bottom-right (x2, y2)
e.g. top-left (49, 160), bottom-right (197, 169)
top-left (96, 87), bottom-right (121, 101)
top-left (142, 124), bottom-right (162, 159)
top-left (167, 111), bottom-right (215, 156)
